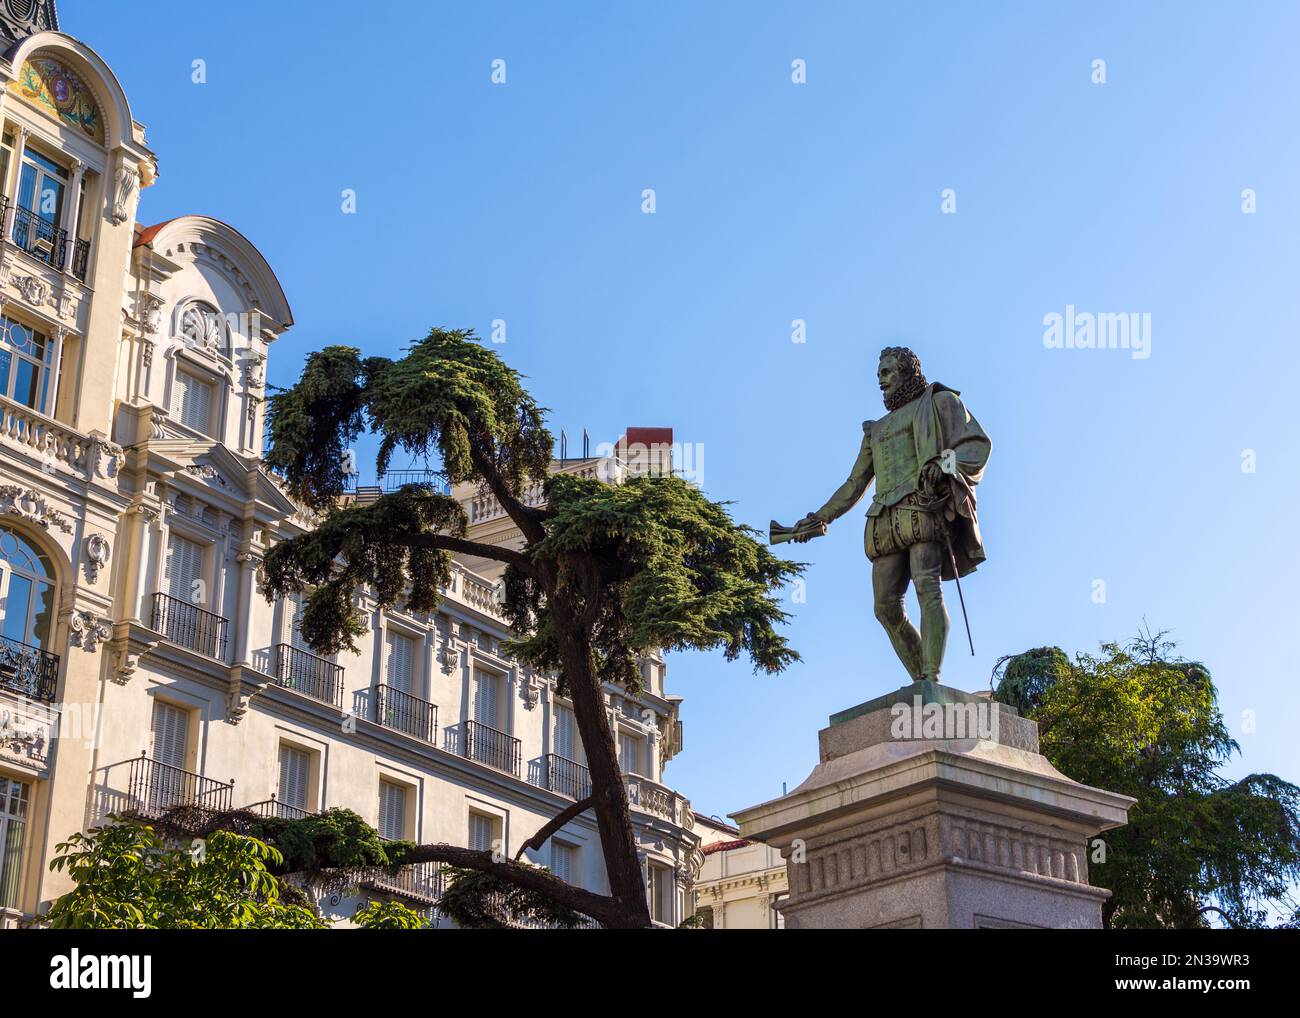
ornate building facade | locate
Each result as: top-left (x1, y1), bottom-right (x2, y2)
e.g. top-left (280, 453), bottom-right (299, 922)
top-left (0, 7), bottom-right (700, 928)
top-left (691, 813), bottom-right (788, 929)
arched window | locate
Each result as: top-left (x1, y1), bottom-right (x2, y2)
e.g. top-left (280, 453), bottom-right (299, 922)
top-left (0, 523), bottom-right (55, 650)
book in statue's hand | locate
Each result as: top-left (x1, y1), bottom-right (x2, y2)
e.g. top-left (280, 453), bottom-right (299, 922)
top-left (769, 517), bottom-right (828, 546)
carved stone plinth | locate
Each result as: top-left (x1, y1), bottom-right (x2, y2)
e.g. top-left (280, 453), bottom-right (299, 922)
top-left (731, 682), bottom-right (1134, 929)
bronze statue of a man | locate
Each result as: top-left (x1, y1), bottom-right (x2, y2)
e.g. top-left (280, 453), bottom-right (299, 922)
top-left (786, 348), bottom-right (991, 684)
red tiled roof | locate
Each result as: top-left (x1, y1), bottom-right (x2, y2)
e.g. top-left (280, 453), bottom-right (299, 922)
top-left (701, 839), bottom-right (751, 856)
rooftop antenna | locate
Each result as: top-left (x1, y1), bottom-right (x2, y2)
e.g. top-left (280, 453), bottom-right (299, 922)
top-left (560, 430), bottom-right (567, 462)
top-left (583, 428), bottom-right (589, 459)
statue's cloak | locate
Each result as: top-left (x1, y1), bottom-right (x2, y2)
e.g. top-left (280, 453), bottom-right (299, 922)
top-left (911, 383), bottom-right (990, 580)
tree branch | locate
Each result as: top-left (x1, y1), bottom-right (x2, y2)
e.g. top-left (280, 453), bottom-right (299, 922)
top-left (470, 444), bottom-right (548, 545)
top-left (514, 797), bottom-right (595, 861)
top-left (398, 843), bottom-right (634, 926)
top-left (390, 532), bottom-right (535, 577)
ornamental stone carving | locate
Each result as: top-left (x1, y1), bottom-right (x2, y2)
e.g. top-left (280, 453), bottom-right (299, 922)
top-left (0, 486), bottom-right (72, 533)
top-left (69, 611), bottom-right (113, 653)
top-left (111, 163), bottom-right (140, 225)
top-left (84, 533), bottom-right (111, 583)
top-left (13, 274), bottom-right (50, 307)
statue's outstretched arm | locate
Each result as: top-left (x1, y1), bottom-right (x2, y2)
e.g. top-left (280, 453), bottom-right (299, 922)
top-left (812, 423), bottom-right (875, 524)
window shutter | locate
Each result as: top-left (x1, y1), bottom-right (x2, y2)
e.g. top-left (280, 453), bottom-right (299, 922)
top-left (619, 732), bottom-right (641, 775)
top-left (385, 631), bottom-right (413, 692)
top-left (378, 781), bottom-right (406, 841)
top-left (473, 671), bottom-right (500, 730)
top-left (166, 534), bottom-right (204, 605)
top-left (278, 746), bottom-right (310, 811)
top-left (289, 595), bottom-right (310, 652)
top-left (552, 842), bottom-right (577, 884)
top-left (468, 812), bottom-right (495, 853)
top-left (555, 704), bottom-right (582, 763)
top-left (172, 371), bottom-right (213, 434)
top-left (150, 700), bottom-right (189, 769)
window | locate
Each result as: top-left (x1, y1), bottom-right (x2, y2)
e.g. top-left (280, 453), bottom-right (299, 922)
top-left (288, 594), bottom-right (311, 653)
top-left (385, 630), bottom-right (415, 693)
top-left (551, 841), bottom-right (578, 885)
top-left (554, 703), bottom-right (583, 763)
top-left (0, 525), bottom-right (55, 650)
top-left (0, 316), bottom-right (53, 413)
top-left (278, 745), bottom-right (311, 814)
top-left (468, 810), bottom-right (501, 854)
top-left (14, 145), bottom-right (67, 267)
top-left (472, 669), bottom-right (502, 730)
top-left (171, 369), bottom-right (214, 435)
top-left (165, 533), bottom-right (205, 608)
top-left (378, 780), bottom-right (407, 841)
top-left (0, 778), bottom-right (30, 910)
top-left (618, 731), bottom-right (643, 776)
top-left (150, 700), bottom-right (190, 769)
top-left (648, 862), bottom-right (674, 925)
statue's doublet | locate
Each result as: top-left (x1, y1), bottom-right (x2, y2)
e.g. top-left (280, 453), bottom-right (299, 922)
top-left (869, 398), bottom-right (923, 514)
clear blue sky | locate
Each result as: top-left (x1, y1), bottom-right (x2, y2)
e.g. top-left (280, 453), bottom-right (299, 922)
top-left (66, 0), bottom-right (1300, 822)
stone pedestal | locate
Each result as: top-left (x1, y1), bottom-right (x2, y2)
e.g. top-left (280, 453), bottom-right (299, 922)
top-left (731, 682), bottom-right (1134, 929)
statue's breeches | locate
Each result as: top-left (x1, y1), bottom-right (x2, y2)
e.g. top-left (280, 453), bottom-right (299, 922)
top-left (865, 498), bottom-right (944, 560)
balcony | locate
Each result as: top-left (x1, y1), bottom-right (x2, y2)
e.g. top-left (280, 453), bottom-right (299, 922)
top-left (274, 643), bottom-right (343, 707)
top-left (464, 720), bottom-right (520, 776)
top-left (121, 753), bottom-right (234, 820)
top-left (543, 754), bottom-right (591, 800)
top-left (346, 470), bottom-right (452, 505)
top-left (152, 592), bottom-right (228, 660)
top-left (0, 636), bottom-right (58, 702)
top-left (374, 684), bottom-right (437, 743)
top-left (241, 797), bottom-right (316, 821)
top-left (626, 776), bottom-right (694, 829)
top-left (5, 201), bottom-right (90, 283)
top-left (362, 861), bottom-right (444, 906)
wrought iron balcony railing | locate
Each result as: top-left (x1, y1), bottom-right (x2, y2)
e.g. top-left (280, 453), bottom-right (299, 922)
top-left (123, 753), bottom-right (234, 819)
top-left (464, 720), bottom-right (521, 776)
top-left (151, 592), bottom-right (228, 660)
top-left (1, 200), bottom-right (90, 283)
top-left (0, 635), bottom-right (58, 702)
top-left (241, 796), bottom-right (316, 820)
top-left (544, 754), bottom-right (591, 800)
top-left (374, 684), bottom-right (437, 743)
top-left (274, 643), bottom-right (343, 707)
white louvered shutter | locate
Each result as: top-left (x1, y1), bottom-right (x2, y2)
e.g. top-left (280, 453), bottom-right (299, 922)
top-left (618, 732), bottom-right (641, 776)
top-left (378, 781), bottom-right (406, 841)
top-left (555, 704), bottom-right (582, 763)
top-left (150, 700), bottom-right (189, 768)
top-left (473, 671), bottom-right (500, 730)
top-left (166, 534), bottom-right (204, 606)
top-left (385, 631), bottom-right (414, 693)
top-left (552, 842), bottom-right (577, 884)
top-left (468, 812), bottom-right (495, 852)
top-left (289, 595), bottom-right (310, 652)
top-left (172, 371), bottom-right (213, 434)
top-left (278, 746), bottom-right (310, 811)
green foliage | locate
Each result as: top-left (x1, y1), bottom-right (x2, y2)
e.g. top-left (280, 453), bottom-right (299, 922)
top-left (503, 472), bottom-right (802, 691)
top-left (996, 634), bottom-right (1300, 928)
top-left (353, 899), bottom-right (429, 930)
top-left (245, 808), bottom-right (408, 875)
top-left (436, 867), bottom-right (595, 929)
top-left (264, 327), bottom-right (802, 681)
top-left (43, 820), bottom-right (326, 929)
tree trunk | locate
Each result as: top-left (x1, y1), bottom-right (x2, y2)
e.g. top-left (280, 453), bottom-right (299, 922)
top-left (556, 621), bottom-right (651, 929)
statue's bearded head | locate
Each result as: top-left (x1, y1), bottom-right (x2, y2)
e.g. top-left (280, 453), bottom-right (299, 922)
top-left (877, 347), bottom-right (929, 412)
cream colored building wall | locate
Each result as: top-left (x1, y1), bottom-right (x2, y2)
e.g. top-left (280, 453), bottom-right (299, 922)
top-left (692, 817), bottom-right (788, 929)
top-left (0, 26), bottom-right (701, 929)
